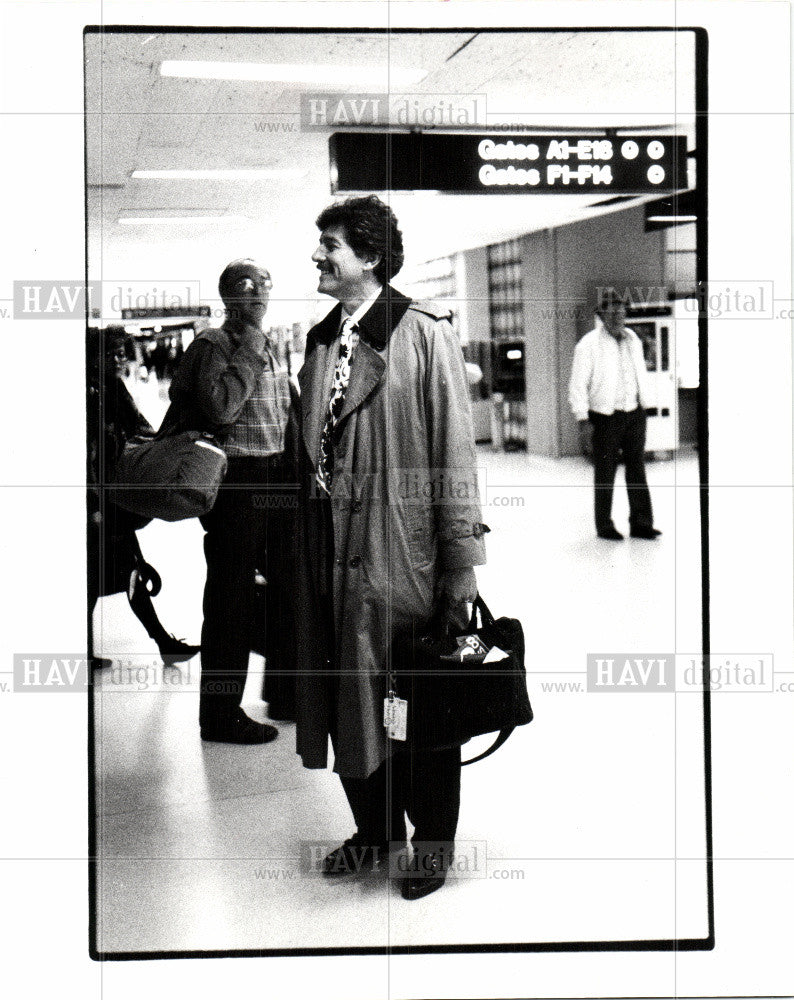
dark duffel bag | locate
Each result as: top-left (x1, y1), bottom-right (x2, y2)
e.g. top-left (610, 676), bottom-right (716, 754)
top-left (390, 595), bottom-right (533, 766)
top-left (108, 430), bottom-right (227, 522)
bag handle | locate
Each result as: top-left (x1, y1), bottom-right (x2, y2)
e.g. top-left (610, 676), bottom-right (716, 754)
top-left (464, 594), bottom-right (496, 633)
top-left (461, 594), bottom-right (512, 763)
top-left (462, 726), bottom-right (515, 766)
top-left (426, 593), bottom-right (495, 645)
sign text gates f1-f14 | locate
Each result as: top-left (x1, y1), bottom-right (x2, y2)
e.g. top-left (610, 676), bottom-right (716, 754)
top-left (330, 133), bottom-right (688, 194)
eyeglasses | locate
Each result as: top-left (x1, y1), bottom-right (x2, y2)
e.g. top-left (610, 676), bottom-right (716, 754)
top-left (234, 274), bottom-right (272, 295)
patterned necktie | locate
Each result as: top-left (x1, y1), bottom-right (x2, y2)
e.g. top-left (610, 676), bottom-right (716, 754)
top-left (316, 317), bottom-right (358, 494)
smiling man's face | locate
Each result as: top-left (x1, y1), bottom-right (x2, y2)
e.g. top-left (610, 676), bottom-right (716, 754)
top-left (311, 225), bottom-right (378, 302)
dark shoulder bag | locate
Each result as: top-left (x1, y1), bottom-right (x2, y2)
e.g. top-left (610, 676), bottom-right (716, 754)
top-left (107, 340), bottom-right (228, 522)
top-left (108, 429), bottom-right (228, 522)
top-left (390, 595), bottom-right (533, 765)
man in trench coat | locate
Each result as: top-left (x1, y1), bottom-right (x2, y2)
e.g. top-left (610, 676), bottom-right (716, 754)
top-left (294, 195), bottom-right (487, 900)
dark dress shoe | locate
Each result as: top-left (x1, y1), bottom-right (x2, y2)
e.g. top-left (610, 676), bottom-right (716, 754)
top-left (400, 848), bottom-right (454, 901)
top-left (200, 710), bottom-right (278, 745)
top-left (630, 526), bottom-right (662, 539)
top-left (157, 635), bottom-right (201, 665)
top-left (597, 525), bottom-right (624, 540)
top-left (323, 835), bottom-right (403, 877)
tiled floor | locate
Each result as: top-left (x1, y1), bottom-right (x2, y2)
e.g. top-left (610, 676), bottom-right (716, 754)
top-left (93, 445), bottom-right (709, 954)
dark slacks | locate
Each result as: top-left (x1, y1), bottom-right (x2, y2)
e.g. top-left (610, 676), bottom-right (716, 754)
top-left (199, 454), bottom-right (290, 730)
top-left (258, 506), bottom-right (298, 718)
top-left (312, 494), bottom-right (462, 851)
top-left (338, 746), bottom-right (462, 849)
top-left (590, 408), bottom-right (654, 532)
top-left (87, 501), bottom-right (169, 659)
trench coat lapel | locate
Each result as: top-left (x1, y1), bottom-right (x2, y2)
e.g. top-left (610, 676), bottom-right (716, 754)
top-left (298, 303), bottom-right (341, 470)
top-left (298, 287), bottom-right (412, 467)
top-left (336, 340), bottom-right (385, 424)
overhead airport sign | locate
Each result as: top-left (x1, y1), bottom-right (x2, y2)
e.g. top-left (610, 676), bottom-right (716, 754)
top-left (330, 133), bottom-right (688, 194)
top-left (120, 305), bottom-right (211, 320)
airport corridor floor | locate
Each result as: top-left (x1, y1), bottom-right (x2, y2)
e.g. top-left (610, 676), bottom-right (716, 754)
top-left (92, 447), bottom-right (705, 953)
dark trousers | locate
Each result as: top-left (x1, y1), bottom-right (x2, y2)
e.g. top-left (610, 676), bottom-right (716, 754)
top-left (87, 502), bottom-right (170, 659)
top-left (199, 454), bottom-right (290, 730)
top-left (590, 408), bottom-right (654, 532)
top-left (338, 748), bottom-right (462, 850)
top-left (313, 492), bottom-right (462, 852)
top-left (258, 497), bottom-right (298, 717)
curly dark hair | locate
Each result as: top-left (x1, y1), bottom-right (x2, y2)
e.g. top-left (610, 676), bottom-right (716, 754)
top-left (316, 194), bottom-right (404, 285)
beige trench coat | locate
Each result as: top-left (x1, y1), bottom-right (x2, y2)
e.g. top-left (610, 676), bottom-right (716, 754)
top-left (294, 286), bottom-right (487, 779)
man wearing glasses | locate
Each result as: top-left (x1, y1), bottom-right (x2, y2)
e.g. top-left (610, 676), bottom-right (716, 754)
top-left (164, 259), bottom-right (292, 743)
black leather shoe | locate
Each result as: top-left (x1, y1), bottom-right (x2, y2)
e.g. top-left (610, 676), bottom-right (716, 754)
top-left (323, 835), bottom-right (403, 877)
top-left (630, 526), bottom-right (662, 539)
top-left (158, 635), bottom-right (201, 665)
top-left (400, 849), bottom-right (454, 901)
top-left (200, 711), bottom-right (278, 745)
top-left (597, 525), bottom-right (624, 540)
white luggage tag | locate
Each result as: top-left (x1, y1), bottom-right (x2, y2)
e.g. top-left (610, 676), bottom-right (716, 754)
top-left (384, 690), bottom-right (408, 741)
top-left (384, 668), bottom-right (408, 742)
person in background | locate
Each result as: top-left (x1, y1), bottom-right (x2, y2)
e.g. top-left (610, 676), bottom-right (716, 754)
top-left (294, 195), bottom-right (487, 900)
top-left (163, 260), bottom-right (293, 744)
top-left (568, 289), bottom-right (662, 541)
top-left (87, 326), bottom-right (201, 668)
top-left (152, 341), bottom-right (168, 382)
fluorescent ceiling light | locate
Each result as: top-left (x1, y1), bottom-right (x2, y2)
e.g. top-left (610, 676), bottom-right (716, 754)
top-left (160, 59), bottom-right (428, 87)
top-left (119, 216), bottom-right (249, 226)
top-left (646, 215), bottom-right (697, 223)
top-left (132, 168), bottom-right (307, 181)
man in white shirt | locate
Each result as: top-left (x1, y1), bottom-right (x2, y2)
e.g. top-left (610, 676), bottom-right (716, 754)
top-left (568, 290), bottom-right (662, 541)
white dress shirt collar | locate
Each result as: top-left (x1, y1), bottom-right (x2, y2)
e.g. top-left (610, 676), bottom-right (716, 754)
top-left (340, 284), bottom-right (383, 330)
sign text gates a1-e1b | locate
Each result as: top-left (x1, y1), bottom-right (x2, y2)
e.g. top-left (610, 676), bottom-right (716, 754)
top-left (330, 133), bottom-right (688, 194)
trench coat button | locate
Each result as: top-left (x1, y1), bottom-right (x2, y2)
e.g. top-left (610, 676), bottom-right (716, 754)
top-left (335, 557), bottom-right (344, 566)
top-left (353, 499), bottom-right (363, 512)
top-left (349, 555), bottom-right (361, 567)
